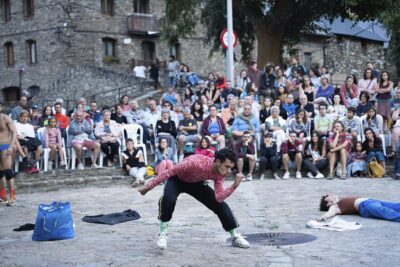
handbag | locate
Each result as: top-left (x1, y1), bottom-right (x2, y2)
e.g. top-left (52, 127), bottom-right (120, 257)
top-left (32, 201), bottom-right (74, 241)
top-left (368, 158), bottom-right (385, 178)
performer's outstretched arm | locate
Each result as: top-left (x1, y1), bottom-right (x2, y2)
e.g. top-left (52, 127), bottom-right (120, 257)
top-left (214, 173), bottom-right (244, 202)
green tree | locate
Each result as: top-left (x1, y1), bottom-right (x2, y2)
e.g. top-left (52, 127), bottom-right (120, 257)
top-left (380, 3), bottom-right (400, 76)
top-left (164, 0), bottom-right (397, 66)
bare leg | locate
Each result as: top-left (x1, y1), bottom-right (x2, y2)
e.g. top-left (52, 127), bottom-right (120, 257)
top-left (56, 144), bottom-right (65, 162)
top-left (295, 153), bottom-right (302, 171)
top-left (178, 135), bottom-right (185, 155)
top-left (237, 158), bottom-right (244, 174)
top-left (340, 148), bottom-right (347, 175)
top-left (74, 145), bottom-right (82, 164)
top-left (49, 144), bottom-right (56, 161)
top-left (217, 135), bottom-right (225, 149)
top-left (329, 152), bottom-right (336, 175)
top-left (248, 158), bottom-right (255, 175)
top-left (92, 142), bottom-right (100, 164)
top-left (34, 146), bottom-right (42, 161)
top-left (282, 154), bottom-right (289, 172)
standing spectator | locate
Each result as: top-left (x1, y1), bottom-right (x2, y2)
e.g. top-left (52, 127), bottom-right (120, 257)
top-left (258, 132), bottom-right (280, 180)
top-left (247, 61), bottom-right (262, 89)
top-left (148, 58), bottom-right (160, 89)
top-left (358, 68), bottom-right (378, 104)
top-left (121, 138), bottom-right (146, 187)
top-left (120, 95), bottom-right (131, 113)
top-left (303, 132), bottom-right (326, 179)
top-left (167, 55), bottom-right (180, 86)
top-left (281, 131), bottom-right (303, 179)
top-left (111, 104), bottom-right (128, 125)
top-left (234, 131), bottom-right (256, 181)
top-left (95, 110), bottom-right (120, 167)
top-left (195, 137), bottom-right (215, 158)
top-left (154, 137), bottom-right (175, 174)
top-left (15, 110), bottom-right (41, 173)
top-left (259, 65), bottom-right (276, 101)
top-left (390, 89), bottom-right (400, 159)
top-left (356, 91), bottom-right (373, 117)
top-left (177, 109), bottom-right (198, 161)
top-left (200, 105), bottom-right (226, 149)
top-left (231, 104), bottom-right (260, 140)
top-left (314, 103), bottom-right (332, 138)
top-left (315, 75), bottom-right (334, 104)
top-left (340, 75), bottom-right (359, 107)
top-left (287, 56), bottom-right (307, 80)
top-left (376, 71), bottom-right (393, 132)
top-left (44, 117), bottom-right (66, 170)
top-left (299, 75), bottom-right (316, 103)
top-left (69, 111), bottom-right (101, 170)
top-left (366, 62), bottom-right (380, 79)
top-left (327, 121), bottom-right (351, 179)
top-left (362, 107), bottom-right (383, 135)
top-left (133, 63), bottom-right (147, 78)
top-left (88, 101), bottom-right (103, 125)
top-left (10, 95), bottom-right (28, 121)
top-left (362, 128), bottom-right (386, 174)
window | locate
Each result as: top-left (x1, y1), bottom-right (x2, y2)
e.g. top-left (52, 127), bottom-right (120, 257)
top-left (361, 40), bottom-right (367, 55)
top-left (304, 52), bottom-right (312, 67)
top-left (169, 43), bottom-right (181, 62)
top-left (133, 0), bottom-right (149, 14)
top-left (101, 0), bottom-right (114, 16)
top-left (4, 42), bottom-right (14, 66)
top-left (2, 87), bottom-right (20, 103)
top-left (142, 41), bottom-right (155, 62)
top-left (26, 40), bottom-right (37, 64)
top-left (3, 0), bottom-right (11, 22)
top-left (102, 38), bottom-right (116, 57)
top-left (23, 0), bottom-right (34, 18)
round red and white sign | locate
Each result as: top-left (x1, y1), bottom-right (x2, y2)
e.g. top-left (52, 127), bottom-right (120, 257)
top-left (220, 28), bottom-right (238, 49)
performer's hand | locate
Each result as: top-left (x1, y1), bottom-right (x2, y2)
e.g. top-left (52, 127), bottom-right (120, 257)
top-left (233, 173), bottom-right (245, 188)
top-left (137, 186), bottom-right (150, 196)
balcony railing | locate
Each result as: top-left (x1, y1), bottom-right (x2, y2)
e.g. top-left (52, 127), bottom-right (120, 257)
top-left (127, 13), bottom-right (164, 35)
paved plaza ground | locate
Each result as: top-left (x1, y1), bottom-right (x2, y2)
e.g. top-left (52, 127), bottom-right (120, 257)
top-left (0, 176), bottom-right (399, 267)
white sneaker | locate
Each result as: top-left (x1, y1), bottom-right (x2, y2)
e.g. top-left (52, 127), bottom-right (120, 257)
top-left (78, 163), bottom-right (84, 170)
top-left (307, 172), bottom-right (314, 179)
top-left (283, 172), bottom-right (290, 179)
top-left (92, 163), bottom-right (101, 169)
top-left (157, 232), bottom-right (167, 250)
top-left (232, 234), bottom-right (250, 249)
top-left (315, 173), bottom-right (325, 179)
top-left (259, 174), bottom-right (265, 180)
top-left (246, 174), bottom-right (253, 181)
top-left (296, 171), bottom-right (302, 179)
top-left (273, 173), bottom-right (280, 180)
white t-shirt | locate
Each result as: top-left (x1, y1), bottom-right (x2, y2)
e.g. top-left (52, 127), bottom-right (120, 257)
top-left (133, 66), bottom-right (147, 78)
top-left (16, 122), bottom-right (35, 138)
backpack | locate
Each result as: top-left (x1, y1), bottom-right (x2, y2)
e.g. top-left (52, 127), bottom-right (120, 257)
top-left (368, 158), bottom-right (385, 178)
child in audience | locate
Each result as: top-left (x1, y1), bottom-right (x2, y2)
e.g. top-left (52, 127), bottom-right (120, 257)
top-left (44, 117), bottom-right (66, 169)
top-left (347, 141), bottom-right (367, 177)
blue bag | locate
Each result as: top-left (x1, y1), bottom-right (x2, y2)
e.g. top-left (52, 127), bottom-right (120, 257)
top-left (187, 74), bottom-right (200, 86)
top-left (32, 201), bottom-right (74, 241)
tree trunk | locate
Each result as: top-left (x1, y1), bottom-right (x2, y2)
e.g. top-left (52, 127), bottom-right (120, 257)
top-left (253, 24), bottom-right (285, 67)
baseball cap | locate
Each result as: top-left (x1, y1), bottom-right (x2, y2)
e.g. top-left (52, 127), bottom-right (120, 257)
top-left (31, 104), bottom-right (38, 110)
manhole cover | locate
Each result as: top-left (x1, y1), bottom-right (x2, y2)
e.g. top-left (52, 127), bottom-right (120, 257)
top-left (237, 232), bottom-right (317, 246)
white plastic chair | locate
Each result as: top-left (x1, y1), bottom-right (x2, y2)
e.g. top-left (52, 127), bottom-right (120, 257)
top-left (121, 124), bottom-right (147, 165)
top-left (98, 138), bottom-right (123, 167)
top-left (37, 127), bottom-right (68, 172)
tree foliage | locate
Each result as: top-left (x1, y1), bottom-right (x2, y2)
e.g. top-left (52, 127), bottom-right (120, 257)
top-left (164, 0), bottom-right (398, 64)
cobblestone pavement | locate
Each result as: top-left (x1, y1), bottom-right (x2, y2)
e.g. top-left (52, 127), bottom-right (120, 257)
top-left (1, 177), bottom-right (399, 267)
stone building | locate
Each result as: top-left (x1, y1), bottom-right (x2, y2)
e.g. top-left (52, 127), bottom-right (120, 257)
top-left (0, 1), bottom-right (392, 111)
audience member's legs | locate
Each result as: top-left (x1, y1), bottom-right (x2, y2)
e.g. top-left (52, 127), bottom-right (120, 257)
top-left (391, 127), bottom-right (400, 153)
top-left (216, 135), bottom-right (225, 149)
top-left (339, 148), bottom-right (347, 176)
top-left (282, 153), bottom-right (289, 172)
top-left (295, 152), bottom-right (302, 172)
top-left (237, 158), bottom-right (244, 174)
top-left (328, 151), bottom-right (336, 176)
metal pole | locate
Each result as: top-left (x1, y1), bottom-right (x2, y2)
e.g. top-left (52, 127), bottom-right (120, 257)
top-left (227, 0), bottom-right (234, 86)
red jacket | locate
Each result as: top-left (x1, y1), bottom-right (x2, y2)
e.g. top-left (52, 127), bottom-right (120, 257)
top-left (340, 83), bottom-right (359, 107)
top-left (194, 147), bottom-right (215, 158)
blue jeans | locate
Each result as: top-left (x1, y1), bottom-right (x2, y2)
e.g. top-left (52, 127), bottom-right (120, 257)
top-left (367, 151), bottom-right (385, 162)
top-left (358, 199), bottom-right (400, 222)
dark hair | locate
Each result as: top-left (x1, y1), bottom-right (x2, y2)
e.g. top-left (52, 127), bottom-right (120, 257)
top-left (200, 137), bottom-right (211, 149)
top-left (308, 131), bottom-right (323, 153)
top-left (288, 131), bottom-right (298, 137)
top-left (243, 130), bottom-right (251, 136)
top-left (320, 195), bottom-right (329, 211)
top-left (42, 105), bottom-right (54, 118)
top-left (295, 109), bottom-right (307, 123)
top-left (162, 100), bottom-right (173, 110)
top-left (114, 104), bottom-right (122, 110)
top-left (265, 65), bottom-right (274, 74)
top-left (363, 68), bottom-right (374, 80)
top-left (333, 120), bottom-right (345, 132)
top-left (347, 106), bottom-right (356, 113)
top-left (350, 74), bottom-right (358, 85)
top-left (379, 71), bottom-right (390, 87)
top-left (54, 102), bottom-right (62, 108)
top-left (184, 87), bottom-right (194, 100)
top-left (158, 137), bottom-right (168, 152)
top-left (214, 148), bottom-right (236, 163)
top-left (169, 55), bottom-right (175, 61)
top-left (352, 141), bottom-right (363, 153)
top-left (319, 103), bottom-right (328, 109)
top-left (333, 94), bottom-right (343, 105)
top-left (366, 107), bottom-right (377, 121)
top-left (364, 127), bottom-right (377, 140)
top-left (310, 67), bottom-right (320, 77)
top-left (191, 100), bottom-right (204, 117)
top-left (301, 75), bottom-right (314, 89)
top-left (126, 138), bottom-right (134, 144)
top-left (359, 91), bottom-right (370, 101)
top-left (120, 95), bottom-right (129, 104)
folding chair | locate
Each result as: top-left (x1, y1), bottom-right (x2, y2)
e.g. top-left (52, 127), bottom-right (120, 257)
top-left (121, 124), bottom-right (148, 165)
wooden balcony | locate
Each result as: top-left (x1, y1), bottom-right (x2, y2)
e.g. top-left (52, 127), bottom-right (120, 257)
top-left (127, 13), bottom-right (164, 35)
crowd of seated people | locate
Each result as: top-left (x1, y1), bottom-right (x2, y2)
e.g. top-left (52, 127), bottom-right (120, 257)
top-left (6, 57), bottom-right (400, 184)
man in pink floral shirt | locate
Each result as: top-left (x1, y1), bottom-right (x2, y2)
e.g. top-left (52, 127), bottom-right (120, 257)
top-left (138, 149), bottom-right (250, 250)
